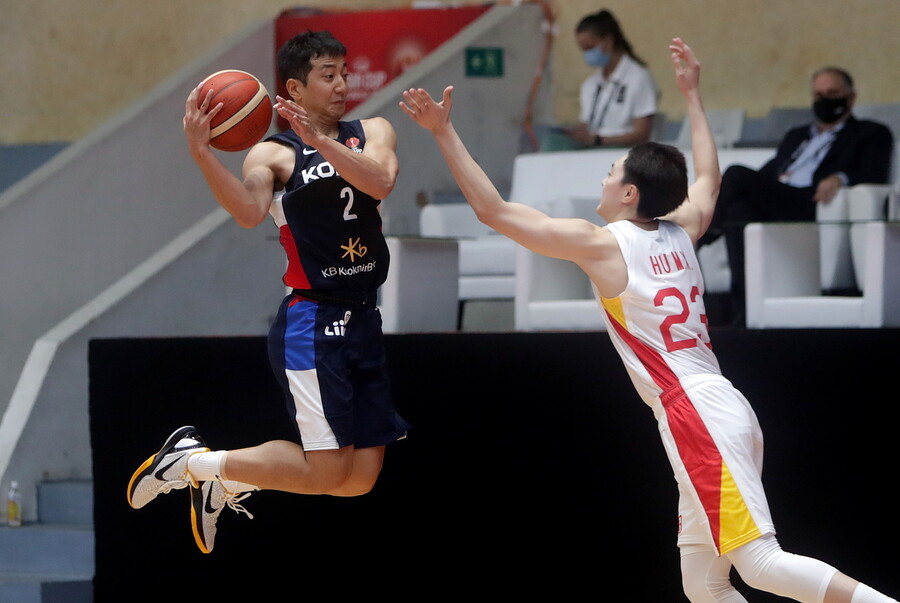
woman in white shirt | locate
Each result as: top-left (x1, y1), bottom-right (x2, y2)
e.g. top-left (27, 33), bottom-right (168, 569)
top-left (563, 9), bottom-right (658, 148)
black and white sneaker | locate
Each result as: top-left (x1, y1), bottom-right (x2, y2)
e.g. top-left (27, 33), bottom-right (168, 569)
top-left (190, 480), bottom-right (254, 554)
top-left (127, 426), bottom-right (209, 509)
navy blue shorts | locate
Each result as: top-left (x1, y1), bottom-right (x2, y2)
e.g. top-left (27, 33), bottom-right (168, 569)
top-left (267, 294), bottom-right (409, 450)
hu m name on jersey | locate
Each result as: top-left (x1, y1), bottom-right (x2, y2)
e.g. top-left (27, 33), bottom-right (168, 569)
top-left (649, 250), bottom-right (693, 276)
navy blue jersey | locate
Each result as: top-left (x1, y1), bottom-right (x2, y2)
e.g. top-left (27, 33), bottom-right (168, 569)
top-left (266, 121), bottom-right (389, 294)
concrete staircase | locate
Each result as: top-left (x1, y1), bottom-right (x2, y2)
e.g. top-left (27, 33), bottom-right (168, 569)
top-left (0, 480), bottom-right (93, 602)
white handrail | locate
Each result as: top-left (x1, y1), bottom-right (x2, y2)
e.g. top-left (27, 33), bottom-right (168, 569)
top-left (0, 208), bottom-right (231, 484)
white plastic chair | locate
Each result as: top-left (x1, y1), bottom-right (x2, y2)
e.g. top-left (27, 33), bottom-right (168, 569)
top-left (745, 220), bottom-right (900, 328)
top-left (674, 108), bottom-right (746, 149)
top-left (419, 201), bottom-right (517, 328)
top-left (514, 196), bottom-right (607, 331)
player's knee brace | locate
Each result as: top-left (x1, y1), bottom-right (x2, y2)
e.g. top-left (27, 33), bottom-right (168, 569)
top-left (680, 544), bottom-right (748, 603)
top-left (728, 534), bottom-right (835, 602)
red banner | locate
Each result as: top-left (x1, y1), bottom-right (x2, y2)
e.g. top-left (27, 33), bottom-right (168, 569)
top-left (273, 5), bottom-right (491, 122)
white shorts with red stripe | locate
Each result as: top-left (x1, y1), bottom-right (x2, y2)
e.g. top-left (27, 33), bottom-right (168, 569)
top-left (656, 373), bottom-right (775, 555)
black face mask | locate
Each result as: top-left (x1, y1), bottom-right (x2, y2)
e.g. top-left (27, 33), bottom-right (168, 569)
top-left (812, 96), bottom-right (849, 124)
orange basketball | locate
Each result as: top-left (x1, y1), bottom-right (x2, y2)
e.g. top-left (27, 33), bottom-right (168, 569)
top-left (198, 69), bottom-right (273, 152)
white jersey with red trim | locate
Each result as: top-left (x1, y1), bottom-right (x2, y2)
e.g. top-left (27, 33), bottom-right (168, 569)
top-left (597, 220), bottom-right (775, 556)
top-left (596, 219), bottom-right (720, 415)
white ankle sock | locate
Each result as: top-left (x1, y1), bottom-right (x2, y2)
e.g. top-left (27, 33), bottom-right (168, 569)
top-left (187, 450), bottom-right (259, 492)
top-left (851, 583), bottom-right (898, 603)
top-left (187, 450), bottom-right (227, 481)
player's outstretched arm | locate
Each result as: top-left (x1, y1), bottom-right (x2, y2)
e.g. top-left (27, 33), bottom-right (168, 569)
top-left (400, 86), bottom-right (603, 261)
top-left (665, 38), bottom-right (721, 243)
top-left (400, 87), bottom-right (507, 221)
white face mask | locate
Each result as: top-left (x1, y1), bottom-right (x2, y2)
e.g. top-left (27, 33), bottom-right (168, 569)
top-left (583, 46), bottom-right (610, 68)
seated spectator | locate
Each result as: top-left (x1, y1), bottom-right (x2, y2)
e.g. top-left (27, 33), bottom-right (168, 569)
top-left (698, 66), bottom-right (894, 325)
top-left (549, 9), bottom-right (658, 150)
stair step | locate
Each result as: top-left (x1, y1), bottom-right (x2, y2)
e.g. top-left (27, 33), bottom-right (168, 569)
top-left (37, 480), bottom-right (93, 525)
top-left (0, 524), bottom-right (94, 577)
top-left (0, 578), bottom-right (93, 603)
top-left (0, 479), bottom-right (94, 602)
top-left (0, 580), bottom-right (40, 603)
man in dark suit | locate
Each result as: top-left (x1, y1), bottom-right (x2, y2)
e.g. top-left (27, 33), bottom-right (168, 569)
top-left (699, 66), bottom-right (894, 325)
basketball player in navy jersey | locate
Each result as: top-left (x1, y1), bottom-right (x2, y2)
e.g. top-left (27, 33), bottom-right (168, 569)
top-left (400, 38), bottom-right (895, 603)
top-left (127, 30), bottom-right (409, 554)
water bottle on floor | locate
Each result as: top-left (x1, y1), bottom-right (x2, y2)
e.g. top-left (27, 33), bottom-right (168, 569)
top-left (7, 480), bottom-right (21, 527)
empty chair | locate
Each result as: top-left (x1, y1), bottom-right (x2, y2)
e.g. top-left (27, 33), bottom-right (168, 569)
top-left (418, 199), bottom-right (517, 329)
top-left (514, 196), bottom-right (607, 332)
top-left (650, 111), bottom-right (670, 142)
top-left (674, 108), bottom-right (745, 149)
top-left (745, 220), bottom-right (900, 328)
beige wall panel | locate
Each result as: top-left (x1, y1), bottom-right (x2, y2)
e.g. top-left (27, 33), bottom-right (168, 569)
top-left (1, 0), bottom-right (897, 143)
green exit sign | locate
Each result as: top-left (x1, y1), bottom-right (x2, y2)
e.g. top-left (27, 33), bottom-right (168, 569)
top-left (465, 47), bottom-right (504, 77)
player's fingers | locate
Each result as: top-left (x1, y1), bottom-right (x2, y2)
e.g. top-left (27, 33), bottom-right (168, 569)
top-left (206, 102), bottom-right (223, 120)
top-left (441, 85), bottom-right (454, 108)
top-left (403, 88), bottom-right (424, 110)
top-left (185, 85), bottom-right (204, 113)
top-left (200, 89), bottom-right (216, 111)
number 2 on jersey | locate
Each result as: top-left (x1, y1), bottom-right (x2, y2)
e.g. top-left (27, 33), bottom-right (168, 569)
top-left (341, 186), bottom-right (358, 221)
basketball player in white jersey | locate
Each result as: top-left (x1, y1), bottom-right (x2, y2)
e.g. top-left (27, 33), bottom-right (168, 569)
top-left (400, 38), bottom-right (896, 603)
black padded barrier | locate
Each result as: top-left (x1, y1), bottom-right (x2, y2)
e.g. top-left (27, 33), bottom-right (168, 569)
top-left (89, 329), bottom-right (899, 600)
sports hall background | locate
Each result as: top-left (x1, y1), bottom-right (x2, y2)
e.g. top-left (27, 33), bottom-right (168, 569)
top-left (5, 1), bottom-right (899, 600)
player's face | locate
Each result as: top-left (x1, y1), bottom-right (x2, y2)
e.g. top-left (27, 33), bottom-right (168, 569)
top-left (299, 55), bottom-right (349, 120)
top-left (598, 155), bottom-right (628, 218)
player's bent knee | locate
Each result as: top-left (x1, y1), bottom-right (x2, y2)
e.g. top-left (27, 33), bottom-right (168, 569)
top-left (303, 448), bottom-right (355, 490)
top-left (727, 535), bottom-right (838, 602)
top-left (681, 575), bottom-right (709, 603)
top-left (330, 446), bottom-right (385, 496)
top-left (302, 446), bottom-right (386, 496)
top-left (332, 478), bottom-right (377, 497)
top-left (680, 544), bottom-right (741, 603)
top-left (682, 572), bottom-right (736, 602)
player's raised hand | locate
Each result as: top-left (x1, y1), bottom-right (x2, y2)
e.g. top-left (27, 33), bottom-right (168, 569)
top-left (400, 86), bottom-right (454, 133)
top-left (183, 84), bottom-right (222, 151)
top-left (274, 95), bottom-right (324, 146)
top-left (669, 38), bottom-right (701, 96)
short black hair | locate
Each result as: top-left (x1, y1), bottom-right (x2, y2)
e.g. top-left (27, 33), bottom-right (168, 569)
top-left (277, 30), bottom-right (346, 85)
top-left (622, 142), bottom-right (688, 218)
